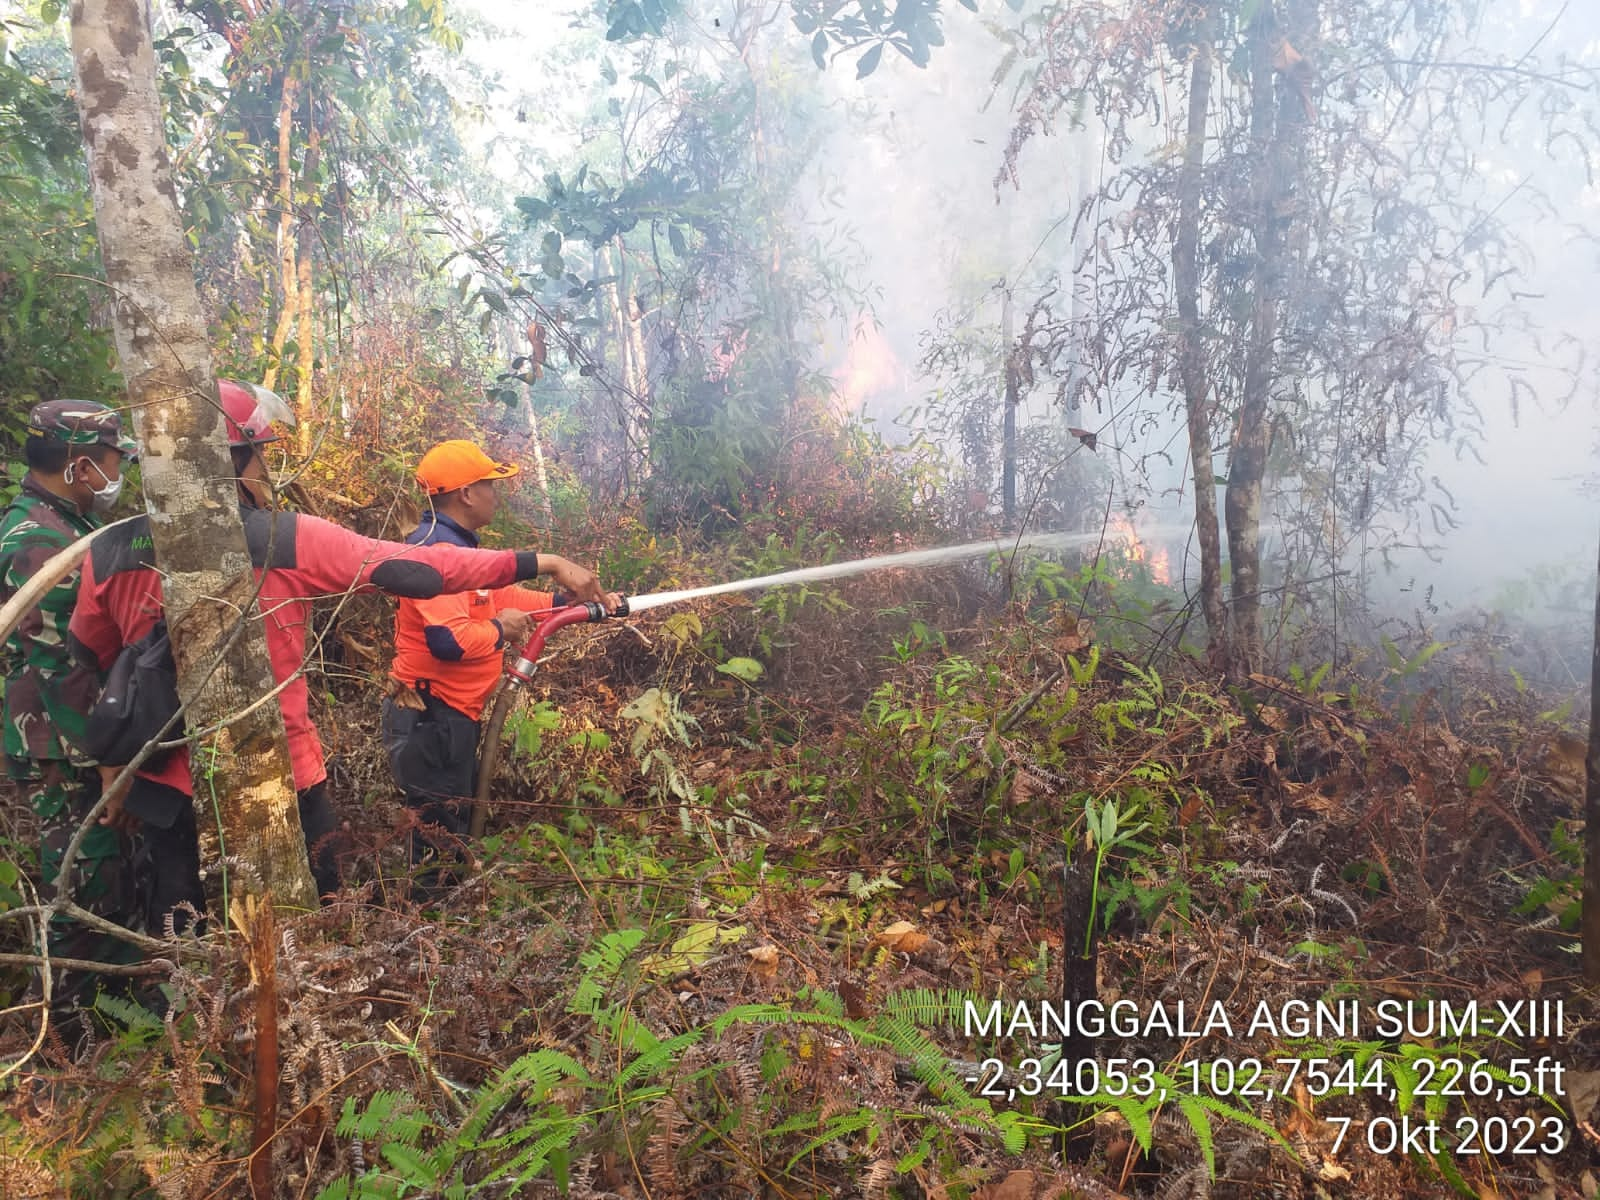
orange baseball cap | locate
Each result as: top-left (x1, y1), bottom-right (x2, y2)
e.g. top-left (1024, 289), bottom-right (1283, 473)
top-left (415, 440), bottom-right (520, 495)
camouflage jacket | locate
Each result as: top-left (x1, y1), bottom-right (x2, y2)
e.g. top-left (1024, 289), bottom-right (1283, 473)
top-left (0, 477), bottom-right (101, 774)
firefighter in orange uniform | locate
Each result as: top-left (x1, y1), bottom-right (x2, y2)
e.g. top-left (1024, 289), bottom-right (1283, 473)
top-left (383, 441), bottom-right (616, 895)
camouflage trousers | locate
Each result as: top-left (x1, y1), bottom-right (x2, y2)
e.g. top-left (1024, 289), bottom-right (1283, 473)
top-left (28, 761), bottom-right (143, 1023)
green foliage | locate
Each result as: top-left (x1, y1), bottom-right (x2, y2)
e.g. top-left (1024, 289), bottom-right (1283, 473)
top-left (0, 43), bottom-right (120, 451)
top-left (0, 852), bottom-right (28, 912)
top-left (512, 164), bottom-right (700, 270)
top-left (603, 0), bottom-right (678, 43)
top-left (716, 655), bottom-right (765, 683)
top-left (1287, 658), bottom-right (1335, 701)
top-left (890, 617), bottom-right (948, 663)
top-left (596, 521), bottom-right (680, 593)
top-left (314, 933), bottom-right (1033, 1197)
top-left (1079, 793), bottom-right (1151, 955)
top-left (318, 1047), bottom-right (592, 1197)
top-left (495, 11), bottom-right (933, 536)
top-left (790, 0), bottom-right (994, 74)
top-left (505, 699), bottom-right (563, 760)
top-left (1512, 819), bottom-right (1582, 936)
top-left (7, 5), bottom-right (1577, 1197)
top-left (0, 985), bottom-right (236, 1193)
top-left (1092, 663), bottom-right (1164, 741)
top-left (1380, 635), bottom-right (1450, 679)
top-left (865, 660), bottom-right (976, 817)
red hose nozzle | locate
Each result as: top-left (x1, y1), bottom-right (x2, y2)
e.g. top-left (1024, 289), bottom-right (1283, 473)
top-left (504, 596), bottom-right (628, 685)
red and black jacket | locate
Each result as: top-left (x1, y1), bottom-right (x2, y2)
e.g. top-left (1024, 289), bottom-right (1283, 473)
top-left (68, 508), bottom-right (544, 796)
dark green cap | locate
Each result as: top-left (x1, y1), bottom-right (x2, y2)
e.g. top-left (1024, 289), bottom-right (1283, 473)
top-left (27, 399), bottom-right (138, 457)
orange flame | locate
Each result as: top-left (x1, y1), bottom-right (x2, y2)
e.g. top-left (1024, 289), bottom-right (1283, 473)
top-left (836, 321), bottom-right (903, 412)
top-left (1108, 514), bottom-right (1172, 586)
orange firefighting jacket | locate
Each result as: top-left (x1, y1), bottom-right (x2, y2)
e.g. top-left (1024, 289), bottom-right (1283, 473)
top-left (388, 513), bottom-right (552, 720)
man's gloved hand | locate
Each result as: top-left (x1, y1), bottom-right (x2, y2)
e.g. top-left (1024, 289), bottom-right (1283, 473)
top-left (539, 554), bottom-right (617, 611)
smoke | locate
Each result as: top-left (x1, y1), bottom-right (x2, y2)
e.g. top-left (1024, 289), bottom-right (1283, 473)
top-left (796, 1), bottom-right (1599, 651)
top-left (450, 0), bottom-right (1599, 677)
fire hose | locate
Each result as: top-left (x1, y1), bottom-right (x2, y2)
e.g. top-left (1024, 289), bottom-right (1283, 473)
top-left (468, 596), bottom-right (630, 838)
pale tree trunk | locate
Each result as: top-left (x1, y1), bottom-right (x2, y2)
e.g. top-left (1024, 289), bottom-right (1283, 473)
top-left (498, 313), bottom-right (557, 527)
top-left (294, 235), bottom-right (315, 456)
top-left (263, 72), bottom-right (299, 395)
top-left (69, 0), bottom-right (316, 909)
top-left (293, 113), bottom-right (320, 458)
top-left (615, 240), bottom-right (651, 479)
top-left (1584, 526), bottom-right (1600, 983)
top-left (526, 405), bottom-right (555, 527)
top-left (591, 246), bottom-right (610, 368)
top-left (589, 245), bottom-right (622, 499)
top-left (1172, 9), bottom-right (1230, 666)
top-left (1001, 287), bottom-right (1018, 522)
top-left (609, 112), bottom-right (651, 482)
top-left (601, 241), bottom-right (638, 493)
top-left (520, 319), bottom-right (556, 525)
top-left (1225, 0), bottom-right (1313, 673)
top-left (626, 291), bottom-right (650, 444)
top-left (603, 244), bottom-right (630, 396)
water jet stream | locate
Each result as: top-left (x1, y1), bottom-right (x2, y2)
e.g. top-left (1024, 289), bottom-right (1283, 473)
top-left (625, 526), bottom-right (1192, 613)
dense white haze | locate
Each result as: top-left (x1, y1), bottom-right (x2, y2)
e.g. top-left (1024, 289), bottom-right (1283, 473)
top-left (457, 1), bottom-right (1599, 657)
top-left (793, 1), bottom-right (1600, 632)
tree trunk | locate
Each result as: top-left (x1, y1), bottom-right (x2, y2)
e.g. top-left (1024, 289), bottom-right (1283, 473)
top-left (1225, 0), bottom-right (1313, 673)
top-left (245, 897), bottom-right (280, 1198)
top-left (1584, 526), bottom-right (1600, 984)
top-left (1001, 287), bottom-right (1018, 523)
top-left (294, 111), bottom-right (321, 458)
top-left (1172, 10), bottom-right (1230, 666)
top-left (627, 289), bottom-right (651, 480)
top-left (1055, 855), bottom-right (1098, 1163)
top-left (616, 242), bottom-right (651, 480)
top-left (627, 289), bottom-right (650, 406)
top-left (263, 71), bottom-right (299, 395)
top-left (601, 241), bottom-right (634, 494)
top-left (526, 404), bottom-right (556, 527)
top-left (69, 0), bottom-right (316, 909)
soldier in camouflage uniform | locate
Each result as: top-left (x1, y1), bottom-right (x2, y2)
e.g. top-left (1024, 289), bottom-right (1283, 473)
top-left (0, 399), bottom-right (141, 1033)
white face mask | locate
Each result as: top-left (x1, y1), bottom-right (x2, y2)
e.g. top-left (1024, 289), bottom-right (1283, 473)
top-left (72, 458), bottom-right (124, 513)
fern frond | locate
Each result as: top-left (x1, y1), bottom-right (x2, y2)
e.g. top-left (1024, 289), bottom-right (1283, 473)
top-left (782, 1110), bottom-right (879, 1170)
top-left (92, 991), bottom-right (163, 1035)
top-left (335, 1090), bottom-right (420, 1142)
top-left (1159, 1163), bottom-right (1210, 1200)
top-left (614, 1027), bottom-right (704, 1090)
top-left (880, 986), bottom-right (981, 1030)
top-left (646, 1095), bottom-right (681, 1194)
top-left (732, 1032), bottom-right (761, 1109)
top-left (862, 1157), bottom-right (894, 1200)
top-left (910, 1101), bottom-right (1007, 1145)
top-left (1174, 1095), bottom-right (1216, 1177)
top-left (457, 1048), bottom-right (589, 1146)
top-left (568, 928), bottom-right (647, 1015)
top-left (712, 1001), bottom-right (859, 1036)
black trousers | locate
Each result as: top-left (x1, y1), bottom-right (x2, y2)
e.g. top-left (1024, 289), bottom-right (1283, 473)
top-left (380, 691), bottom-right (480, 888)
top-left (133, 777), bottom-right (341, 932)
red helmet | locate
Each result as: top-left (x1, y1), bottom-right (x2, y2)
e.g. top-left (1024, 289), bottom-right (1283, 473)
top-left (219, 379), bottom-right (294, 447)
